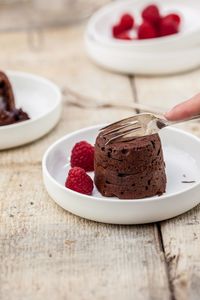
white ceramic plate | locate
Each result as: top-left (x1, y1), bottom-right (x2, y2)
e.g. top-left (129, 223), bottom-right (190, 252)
top-left (43, 125), bottom-right (200, 224)
top-left (0, 71), bottom-right (62, 150)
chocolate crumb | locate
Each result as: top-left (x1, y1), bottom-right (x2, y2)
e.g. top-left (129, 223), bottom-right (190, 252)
top-left (181, 180), bottom-right (196, 183)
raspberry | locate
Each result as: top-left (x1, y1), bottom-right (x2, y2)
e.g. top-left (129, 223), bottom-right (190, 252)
top-left (112, 13), bottom-right (134, 38)
top-left (138, 21), bottom-right (157, 39)
top-left (115, 31), bottom-right (132, 40)
top-left (120, 13), bottom-right (134, 30)
top-left (70, 140), bottom-right (94, 172)
top-left (65, 167), bottom-right (93, 195)
top-left (159, 17), bottom-right (179, 37)
top-left (162, 13), bottom-right (181, 26)
top-left (142, 4), bottom-right (160, 26)
top-left (112, 24), bottom-right (124, 38)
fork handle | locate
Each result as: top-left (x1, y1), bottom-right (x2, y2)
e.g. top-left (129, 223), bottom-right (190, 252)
top-left (166, 114), bottom-right (200, 126)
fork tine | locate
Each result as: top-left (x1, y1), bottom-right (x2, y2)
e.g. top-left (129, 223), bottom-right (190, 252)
top-left (105, 126), bottom-right (141, 145)
top-left (101, 115), bottom-right (139, 131)
top-left (102, 120), bottom-right (139, 136)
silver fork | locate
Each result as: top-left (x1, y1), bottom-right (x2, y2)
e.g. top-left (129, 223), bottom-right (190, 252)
top-left (101, 113), bottom-right (200, 145)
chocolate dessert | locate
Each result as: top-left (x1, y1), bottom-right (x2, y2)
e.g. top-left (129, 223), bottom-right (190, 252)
top-left (0, 71), bottom-right (30, 126)
top-left (94, 132), bottom-right (166, 199)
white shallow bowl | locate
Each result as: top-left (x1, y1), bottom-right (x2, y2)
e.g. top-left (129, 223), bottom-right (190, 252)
top-left (86, 0), bottom-right (200, 75)
top-left (86, 36), bottom-right (200, 75)
top-left (0, 71), bottom-right (62, 150)
top-left (88, 0), bottom-right (200, 51)
top-left (43, 125), bottom-right (200, 225)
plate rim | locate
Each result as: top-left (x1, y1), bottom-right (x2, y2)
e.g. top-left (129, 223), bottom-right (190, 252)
top-left (0, 70), bottom-right (62, 131)
top-left (42, 124), bottom-right (200, 204)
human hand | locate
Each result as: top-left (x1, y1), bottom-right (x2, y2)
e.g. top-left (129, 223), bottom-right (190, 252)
top-left (165, 93), bottom-right (200, 121)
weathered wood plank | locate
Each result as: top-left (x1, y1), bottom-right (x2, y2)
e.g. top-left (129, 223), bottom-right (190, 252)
top-left (134, 70), bottom-right (200, 111)
top-left (161, 207), bottom-right (200, 300)
top-left (133, 73), bottom-right (200, 300)
top-left (0, 166), bottom-right (171, 300)
top-left (0, 26), bottom-right (134, 106)
top-left (0, 25), bottom-right (134, 164)
top-left (0, 25), bottom-right (172, 300)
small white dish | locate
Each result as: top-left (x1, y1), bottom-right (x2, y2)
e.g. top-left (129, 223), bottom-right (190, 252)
top-left (0, 71), bottom-right (62, 150)
top-left (43, 124), bottom-right (200, 225)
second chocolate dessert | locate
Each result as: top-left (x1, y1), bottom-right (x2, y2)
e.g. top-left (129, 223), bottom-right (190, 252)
top-left (94, 132), bottom-right (166, 199)
top-left (0, 71), bottom-right (30, 126)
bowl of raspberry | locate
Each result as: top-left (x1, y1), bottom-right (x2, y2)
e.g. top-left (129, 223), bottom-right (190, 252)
top-left (85, 0), bottom-right (200, 74)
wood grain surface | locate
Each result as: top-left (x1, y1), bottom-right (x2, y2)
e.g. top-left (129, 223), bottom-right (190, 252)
top-left (0, 23), bottom-right (200, 300)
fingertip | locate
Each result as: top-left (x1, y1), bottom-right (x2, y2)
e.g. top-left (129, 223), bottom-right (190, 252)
top-left (164, 110), bottom-right (174, 121)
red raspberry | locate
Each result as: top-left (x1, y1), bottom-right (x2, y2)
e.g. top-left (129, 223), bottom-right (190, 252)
top-left (112, 24), bottom-right (124, 38)
top-left (115, 31), bottom-right (132, 40)
top-left (162, 13), bottom-right (181, 26)
top-left (142, 4), bottom-right (160, 26)
top-left (65, 167), bottom-right (93, 195)
top-left (159, 18), bottom-right (179, 37)
top-left (70, 141), bottom-right (94, 172)
top-left (120, 13), bottom-right (134, 30)
top-left (138, 21), bottom-right (157, 39)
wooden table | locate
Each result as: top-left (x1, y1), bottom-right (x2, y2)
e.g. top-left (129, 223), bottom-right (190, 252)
top-left (0, 23), bottom-right (200, 300)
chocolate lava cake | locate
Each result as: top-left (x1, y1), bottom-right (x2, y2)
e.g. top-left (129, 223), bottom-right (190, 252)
top-left (94, 132), bottom-right (166, 199)
top-left (0, 71), bottom-right (29, 126)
